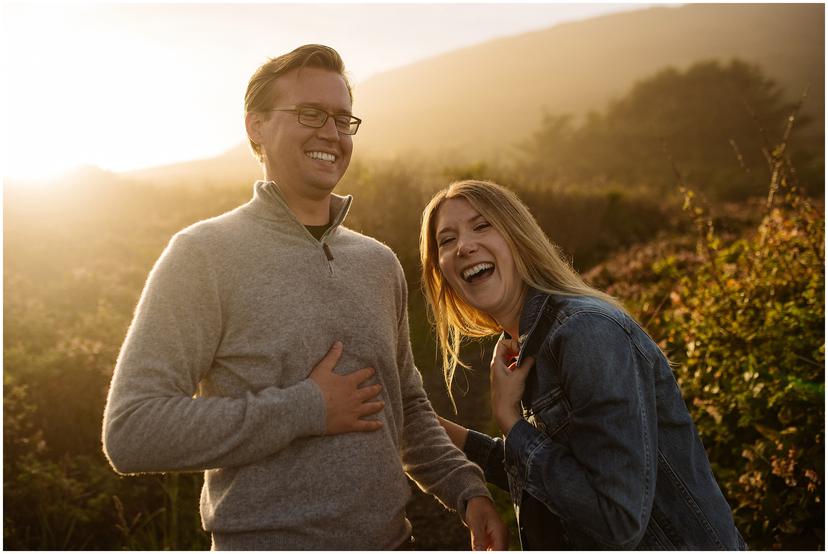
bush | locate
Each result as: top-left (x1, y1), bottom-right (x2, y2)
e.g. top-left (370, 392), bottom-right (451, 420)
top-left (588, 177), bottom-right (823, 548)
top-left (664, 196), bottom-right (823, 549)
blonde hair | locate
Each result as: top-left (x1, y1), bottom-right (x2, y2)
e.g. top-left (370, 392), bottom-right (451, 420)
top-left (244, 44), bottom-right (352, 162)
top-left (419, 180), bottom-right (622, 406)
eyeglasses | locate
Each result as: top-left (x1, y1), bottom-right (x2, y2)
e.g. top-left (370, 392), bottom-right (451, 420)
top-left (271, 106), bottom-right (362, 135)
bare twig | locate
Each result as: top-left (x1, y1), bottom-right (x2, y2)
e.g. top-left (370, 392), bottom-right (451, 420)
top-left (767, 87), bottom-right (809, 210)
top-left (660, 137), bottom-right (724, 289)
top-left (741, 97), bottom-right (775, 173)
top-left (729, 138), bottom-right (751, 175)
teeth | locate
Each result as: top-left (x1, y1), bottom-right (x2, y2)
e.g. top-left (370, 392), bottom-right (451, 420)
top-left (462, 262), bottom-right (494, 281)
top-left (306, 151), bottom-right (335, 163)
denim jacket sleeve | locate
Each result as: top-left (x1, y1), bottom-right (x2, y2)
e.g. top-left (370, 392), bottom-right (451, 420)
top-left (504, 311), bottom-right (659, 549)
top-left (463, 428), bottom-right (510, 492)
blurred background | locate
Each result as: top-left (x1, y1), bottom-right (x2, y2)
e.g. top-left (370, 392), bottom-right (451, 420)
top-left (3, 2), bottom-right (824, 550)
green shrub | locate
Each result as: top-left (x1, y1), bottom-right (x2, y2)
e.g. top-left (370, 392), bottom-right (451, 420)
top-left (589, 182), bottom-right (824, 548)
top-left (664, 198), bottom-right (823, 549)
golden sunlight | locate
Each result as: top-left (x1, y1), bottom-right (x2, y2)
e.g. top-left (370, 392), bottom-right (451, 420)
top-left (3, 4), bottom-right (242, 179)
top-left (2, 3), bottom-right (651, 180)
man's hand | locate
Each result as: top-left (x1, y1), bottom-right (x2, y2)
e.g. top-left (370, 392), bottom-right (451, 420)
top-left (309, 341), bottom-right (384, 435)
top-left (465, 496), bottom-right (508, 551)
top-left (490, 338), bottom-right (534, 435)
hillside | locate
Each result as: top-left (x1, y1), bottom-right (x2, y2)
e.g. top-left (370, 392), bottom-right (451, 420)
top-left (354, 3), bottom-right (823, 160)
top-left (125, 143), bottom-right (260, 187)
top-left (126, 3), bottom-right (823, 185)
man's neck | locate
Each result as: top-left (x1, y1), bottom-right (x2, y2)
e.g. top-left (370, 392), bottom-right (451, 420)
top-left (266, 180), bottom-right (331, 225)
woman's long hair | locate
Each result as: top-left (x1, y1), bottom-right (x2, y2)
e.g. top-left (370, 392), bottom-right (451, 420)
top-left (419, 180), bottom-right (622, 406)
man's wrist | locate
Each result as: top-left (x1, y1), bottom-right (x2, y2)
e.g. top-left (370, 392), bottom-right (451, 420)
top-left (465, 495), bottom-right (493, 510)
top-left (458, 487), bottom-right (493, 523)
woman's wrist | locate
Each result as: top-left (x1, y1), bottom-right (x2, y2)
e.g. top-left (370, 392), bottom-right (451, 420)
top-left (438, 415), bottom-right (469, 450)
top-left (496, 410), bottom-right (521, 436)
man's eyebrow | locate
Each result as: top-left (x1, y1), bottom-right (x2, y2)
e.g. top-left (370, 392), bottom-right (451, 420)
top-left (297, 102), bottom-right (352, 115)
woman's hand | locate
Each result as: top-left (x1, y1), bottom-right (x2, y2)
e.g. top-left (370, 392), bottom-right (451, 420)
top-left (490, 338), bottom-right (534, 435)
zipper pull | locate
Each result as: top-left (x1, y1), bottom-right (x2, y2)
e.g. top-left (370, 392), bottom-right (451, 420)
top-left (322, 243), bottom-right (334, 261)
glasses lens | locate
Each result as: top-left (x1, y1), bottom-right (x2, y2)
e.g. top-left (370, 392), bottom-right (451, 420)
top-left (298, 108), bottom-right (326, 127)
top-left (335, 116), bottom-right (360, 135)
top-left (333, 115), bottom-right (353, 133)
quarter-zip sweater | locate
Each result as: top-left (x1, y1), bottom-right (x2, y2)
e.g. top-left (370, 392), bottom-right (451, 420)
top-left (102, 181), bottom-right (490, 549)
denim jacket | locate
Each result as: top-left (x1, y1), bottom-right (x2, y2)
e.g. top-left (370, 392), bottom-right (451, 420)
top-left (464, 289), bottom-right (746, 550)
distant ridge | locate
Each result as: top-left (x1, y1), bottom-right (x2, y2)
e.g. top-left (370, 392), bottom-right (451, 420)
top-left (127, 3), bottom-right (823, 185)
top-left (355, 3), bottom-right (823, 160)
top-left (125, 143), bottom-right (260, 187)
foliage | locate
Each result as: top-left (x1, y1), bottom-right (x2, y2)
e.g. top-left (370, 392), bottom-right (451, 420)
top-left (588, 134), bottom-right (824, 549)
top-left (519, 59), bottom-right (823, 200)
top-left (666, 195), bottom-right (823, 549)
top-left (4, 178), bottom-right (239, 550)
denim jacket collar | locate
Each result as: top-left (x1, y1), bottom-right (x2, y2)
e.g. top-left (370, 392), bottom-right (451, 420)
top-left (513, 287), bottom-right (552, 367)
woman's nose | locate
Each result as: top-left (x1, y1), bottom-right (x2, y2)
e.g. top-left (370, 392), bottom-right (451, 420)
top-left (456, 236), bottom-right (477, 256)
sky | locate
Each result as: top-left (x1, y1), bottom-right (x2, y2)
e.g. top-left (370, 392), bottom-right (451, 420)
top-left (1, 2), bottom-right (657, 179)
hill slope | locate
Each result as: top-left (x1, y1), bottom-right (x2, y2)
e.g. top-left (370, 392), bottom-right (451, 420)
top-left (353, 3), bottom-right (823, 160)
top-left (127, 3), bottom-right (823, 184)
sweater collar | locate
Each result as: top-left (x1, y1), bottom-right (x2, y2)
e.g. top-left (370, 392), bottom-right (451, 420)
top-left (245, 180), bottom-right (353, 236)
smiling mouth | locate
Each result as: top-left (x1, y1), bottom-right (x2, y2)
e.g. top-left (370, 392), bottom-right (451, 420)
top-left (462, 262), bottom-right (495, 283)
top-left (306, 151), bottom-right (336, 163)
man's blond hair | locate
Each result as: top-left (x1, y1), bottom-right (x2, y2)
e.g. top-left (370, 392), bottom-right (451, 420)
top-left (245, 44), bottom-right (352, 162)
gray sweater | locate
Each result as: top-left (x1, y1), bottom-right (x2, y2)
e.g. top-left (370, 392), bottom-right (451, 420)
top-left (102, 181), bottom-right (490, 549)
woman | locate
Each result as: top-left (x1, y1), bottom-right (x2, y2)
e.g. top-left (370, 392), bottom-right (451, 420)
top-left (419, 180), bottom-right (745, 550)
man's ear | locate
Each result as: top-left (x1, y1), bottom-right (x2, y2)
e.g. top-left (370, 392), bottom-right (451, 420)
top-left (245, 111), bottom-right (265, 147)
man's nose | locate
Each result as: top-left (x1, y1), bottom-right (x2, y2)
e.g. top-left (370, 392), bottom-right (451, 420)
top-left (316, 116), bottom-right (341, 140)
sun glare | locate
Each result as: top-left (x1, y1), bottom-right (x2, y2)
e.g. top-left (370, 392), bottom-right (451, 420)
top-left (2, 3), bottom-right (652, 181)
top-left (2, 4), bottom-right (246, 180)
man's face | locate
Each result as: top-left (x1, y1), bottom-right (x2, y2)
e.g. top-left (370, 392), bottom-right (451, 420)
top-left (255, 67), bottom-right (353, 200)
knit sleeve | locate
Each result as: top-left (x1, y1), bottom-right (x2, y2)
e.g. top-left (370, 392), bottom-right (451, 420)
top-left (391, 260), bottom-right (491, 519)
top-left (102, 232), bottom-right (326, 474)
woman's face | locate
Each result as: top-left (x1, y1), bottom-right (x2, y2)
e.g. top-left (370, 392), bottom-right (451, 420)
top-left (434, 197), bottom-right (525, 322)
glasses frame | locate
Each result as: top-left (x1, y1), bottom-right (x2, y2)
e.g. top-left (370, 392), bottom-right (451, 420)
top-left (271, 105), bottom-right (362, 135)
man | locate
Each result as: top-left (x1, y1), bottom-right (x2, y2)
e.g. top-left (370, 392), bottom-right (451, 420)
top-left (102, 44), bottom-right (506, 550)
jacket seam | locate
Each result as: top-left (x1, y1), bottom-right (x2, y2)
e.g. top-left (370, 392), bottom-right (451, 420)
top-left (544, 309), bottom-right (650, 368)
top-left (560, 308), bottom-right (656, 368)
top-left (541, 309), bottom-right (654, 549)
top-left (658, 451), bottom-right (726, 549)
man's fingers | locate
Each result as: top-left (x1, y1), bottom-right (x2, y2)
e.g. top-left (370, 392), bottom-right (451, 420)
top-left (353, 418), bottom-right (383, 432)
top-left (314, 341), bottom-right (343, 373)
top-left (350, 366), bottom-right (376, 385)
top-left (489, 518), bottom-right (508, 550)
top-left (357, 400), bottom-right (385, 417)
top-left (468, 523), bottom-right (486, 551)
top-left (492, 527), bottom-right (507, 550)
top-left (465, 509), bottom-right (486, 551)
top-left (357, 383), bottom-right (382, 401)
